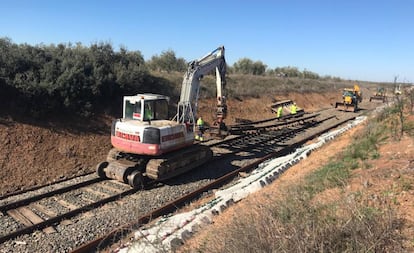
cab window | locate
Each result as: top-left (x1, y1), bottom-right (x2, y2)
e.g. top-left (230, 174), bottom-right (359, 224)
top-left (143, 100), bottom-right (169, 121)
top-left (125, 101), bottom-right (134, 119)
top-left (125, 100), bottom-right (142, 120)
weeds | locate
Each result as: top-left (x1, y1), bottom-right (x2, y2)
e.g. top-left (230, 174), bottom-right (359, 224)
top-left (187, 185), bottom-right (403, 253)
top-left (398, 176), bottom-right (413, 191)
top-left (304, 161), bottom-right (349, 195)
top-left (379, 94), bottom-right (414, 140)
top-left (346, 122), bottom-right (387, 161)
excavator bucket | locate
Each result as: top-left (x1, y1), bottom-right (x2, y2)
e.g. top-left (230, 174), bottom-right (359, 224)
top-left (335, 102), bottom-right (357, 112)
top-left (207, 122), bottom-right (228, 139)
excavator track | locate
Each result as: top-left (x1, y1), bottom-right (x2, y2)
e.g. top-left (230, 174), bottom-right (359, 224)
top-left (97, 148), bottom-right (149, 189)
top-left (146, 145), bottom-right (213, 181)
top-left (97, 145), bottom-right (213, 188)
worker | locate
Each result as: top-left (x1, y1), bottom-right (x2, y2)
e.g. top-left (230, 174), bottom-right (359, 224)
top-left (144, 105), bottom-right (153, 121)
top-left (195, 116), bottom-right (205, 141)
top-left (290, 103), bottom-right (297, 115)
top-left (276, 106), bottom-right (283, 118)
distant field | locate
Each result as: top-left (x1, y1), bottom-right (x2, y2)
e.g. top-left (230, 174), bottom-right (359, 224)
top-left (151, 71), bottom-right (392, 100)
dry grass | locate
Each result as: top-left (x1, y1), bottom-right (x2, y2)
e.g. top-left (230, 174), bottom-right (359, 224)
top-left (183, 187), bottom-right (403, 253)
top-left (150, 71), bottom-right (382, 100)
top-left (179, 109), bottom-right (410, 253)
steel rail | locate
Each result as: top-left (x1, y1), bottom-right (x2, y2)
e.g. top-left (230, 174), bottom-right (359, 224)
top-left (208, 113), bottom-right (320, 148)
top-left (0, 172), bottom-right (96, 201)
top-left (0, 188), bottom-right (137, 244)
top-left (229, 111), bottom-right (306, 127)
top-left (0, 177), bottom-right (103, 212)
top-left (228, 113), bottom-right (317, 134)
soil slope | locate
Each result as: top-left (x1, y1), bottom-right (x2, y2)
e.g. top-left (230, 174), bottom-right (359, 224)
top-left (0, 91), bottom-right (339, 195)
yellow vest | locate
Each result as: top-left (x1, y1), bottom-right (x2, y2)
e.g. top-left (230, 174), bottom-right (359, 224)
top-left (197, 118), bottom-right (204, 126)
top-left (291, 105), bottom-right (297, 114)
top-left (277, 107), bottom-right (283, 117)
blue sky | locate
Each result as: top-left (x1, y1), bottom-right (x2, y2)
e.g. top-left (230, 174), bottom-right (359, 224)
top-left (1, 0), bottom-right (413, 83)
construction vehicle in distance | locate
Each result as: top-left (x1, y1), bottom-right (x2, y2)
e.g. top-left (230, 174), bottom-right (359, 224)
top-left (369, 87), bottom-right (387, 103)
top-left (96, 46), bottom-right (227, 189)
top-left (335, 84), bottom-right (362, 112)
top-left (395, 83), bottom-right (402, 95)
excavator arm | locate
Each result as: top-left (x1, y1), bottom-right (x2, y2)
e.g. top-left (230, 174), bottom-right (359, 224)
top-left (176, 46), bottom-right (227, 129)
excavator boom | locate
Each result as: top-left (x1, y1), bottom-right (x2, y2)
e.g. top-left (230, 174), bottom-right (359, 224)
top-left (177, 46), bottom-right (227, 128)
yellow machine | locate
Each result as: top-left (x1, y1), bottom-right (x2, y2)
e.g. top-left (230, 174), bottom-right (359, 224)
top-left (335, 85), bottom-right (362, 112)
top-left (369, 87), bottom-right (387, 103)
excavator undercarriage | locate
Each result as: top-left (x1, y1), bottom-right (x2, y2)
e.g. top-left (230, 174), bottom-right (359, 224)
top-left (97, 143), bottom-right (213, 189)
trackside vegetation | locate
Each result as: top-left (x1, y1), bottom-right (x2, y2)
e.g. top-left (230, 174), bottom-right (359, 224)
top-left (0, 38), bottom-right (175, 117)
top-left (179, 103), bottom-right (413, 253)
top-left (1, 38), bottom-right (369, 119)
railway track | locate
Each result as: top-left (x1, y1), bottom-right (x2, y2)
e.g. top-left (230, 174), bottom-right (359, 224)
top-left (0, 172), bottom-right (96, 202)
top-left (72, 111), bottom-right (357, 252)
top-left (0, 113), bottom-right (319, 244)
top-left (0, 109), bottom-right (358, 252)
top-left (0, 175), bottom-right (137, 244)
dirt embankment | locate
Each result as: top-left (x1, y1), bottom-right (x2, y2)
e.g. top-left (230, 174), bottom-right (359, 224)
top-left (0, 117), bottom-right (112, 194)
top-left (0, 91), bottom-right (340, 195)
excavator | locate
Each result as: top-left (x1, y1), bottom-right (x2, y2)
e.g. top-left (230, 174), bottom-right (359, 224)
top-left (335, 84), bottom-right (362, 112)
top-left (96, 46), bottom-right (227, 189)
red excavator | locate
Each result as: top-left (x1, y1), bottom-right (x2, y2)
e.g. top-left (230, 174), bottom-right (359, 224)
top-left (96, 46), bottom-right (227, 189)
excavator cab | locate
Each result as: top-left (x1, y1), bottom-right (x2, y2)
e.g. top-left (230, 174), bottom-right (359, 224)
top-left (123, 94), bottom-right (169, 122)
top-left (342, 90), bottom-right (355, 104)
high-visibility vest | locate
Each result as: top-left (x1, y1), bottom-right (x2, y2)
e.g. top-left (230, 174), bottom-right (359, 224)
top-left (277, 107), bottom-right (283, 117)
top-left (291, 105), bottom-right (297, 114)
top-left (197, 118), bottom-right (204, 126)
top-left (145, 108), bottom-right (152, 120)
